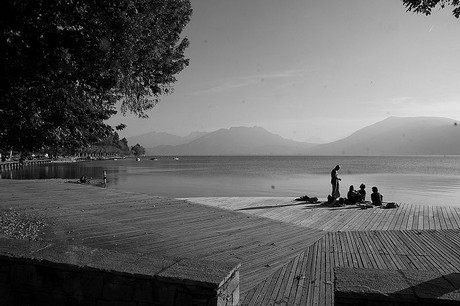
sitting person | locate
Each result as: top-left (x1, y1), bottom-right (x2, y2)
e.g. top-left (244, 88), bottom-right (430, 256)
top-left (347, 185), bottom-right (361, 204)
top-left (371, 186), bottom-right (383, 206)
top-left (358, 184), bottom-right (366, 202)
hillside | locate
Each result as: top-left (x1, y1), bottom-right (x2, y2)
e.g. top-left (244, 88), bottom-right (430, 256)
top-left (127, 131), bottom-right (207, 148)
top-left (147, 126), bottom-right (317, 155)
top-left (308, 116), bottom-right (460, 155)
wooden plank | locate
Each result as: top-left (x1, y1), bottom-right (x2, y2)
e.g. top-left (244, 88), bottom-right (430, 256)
top-left (318, 234), bottom-right (327, 306)
top-left (384, 208), bottom-right (400, 231)
top-left (404, 203), bottom-right (415, 230)
top-left (431, 205), bottom-right (442, 230)
top-left (415, 231), bottom-right (458, 271)
top-left (363, 231), bottom-right (387, 270)
top-left (409, 231), bottom-right (459, 273)
top-left (286, 251), bottom-right (306, 306)
top-left (447, 206), bottom-right (460, 229)
top-left (419, 205), bottom-right (427, 230)
top-left (332, 232), bottom-right (344, 269)
top-left (345, 231), bottom-right (362, 268)
top-left (243, 278), bottom-right (269, 306)
top-left (396, 204), bottom-right (411, 231)
top-left (442, 206), bottom-right (455, 229)
top-left (399, 232), bottom-right (438, 272)
top-left (258, 265), bottom-right (285, 306)
top-left (324, 233), bottom-right (334, 306)
top-left (453, 207), bottom-right (460, 227)
top-left (353, 231), bottom-right (375, 269)
top-left (341, 209), bottom-right (371, 232)
top-left (337, 232), bottom-right (351, 268)
top-left (390, 231), bottom-right (426, 270)
top-left (411, 203), bottom-right (420, 229)
top-left (371, 207), bottom-right (390, 231)
top-left (307, 242), bottom-right (320, 306)
top-left (292, 250), bottom-right (309, 306)
top-left (374, 231), bottom-right (404, 269)
top-left (359, 207), bottom-right (383, 231)
top-left (277, 252), bottom-right (300, 306)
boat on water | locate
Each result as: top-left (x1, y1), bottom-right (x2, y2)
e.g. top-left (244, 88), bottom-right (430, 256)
top-left (150, 157), bottom-right (158, 161)
top-left (173, 157), bottom-right (179, 160)
top-left (136, 157), bottom-right (141, 161)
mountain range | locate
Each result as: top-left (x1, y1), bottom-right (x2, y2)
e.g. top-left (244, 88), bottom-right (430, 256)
top-left (140, 126), bottom-right (317, 155)
top-left (127, 117), bottom-right (460, 156)
top-left (127, 131), bottom-right (207, 148)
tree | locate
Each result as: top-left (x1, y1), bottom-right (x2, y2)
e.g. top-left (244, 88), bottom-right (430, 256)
top-left (0, 0), bottom-right (192, 153)
top-left (131, 143), bottom-right (145, 157)
top-left (403, 0), bottom-right (460, 18)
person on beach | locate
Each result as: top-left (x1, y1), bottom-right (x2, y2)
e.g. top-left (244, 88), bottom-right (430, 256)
top-left (330, 165), bottom-right (341, 199)
top-left (358, 184), bottom-right (366, 202)
top-left (371, 186), bottom-right (383, 206)
top-left (347, 185), bottom-right (361, 204)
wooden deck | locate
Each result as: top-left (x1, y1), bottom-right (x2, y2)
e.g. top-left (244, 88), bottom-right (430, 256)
top-left (240, 230), bottom-right (460, 305)
top-left (1, 180), bottom-right (460, 305)
top-left (0, 180), bottom-right (325, 294)
top-left (184, 197), bottom-right (460, 305)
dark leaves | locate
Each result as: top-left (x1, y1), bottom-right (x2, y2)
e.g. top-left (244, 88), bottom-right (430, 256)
top-left (0, 0), bottom-right (192, 153)
top-left (403, 0), bottom-right (460, 18)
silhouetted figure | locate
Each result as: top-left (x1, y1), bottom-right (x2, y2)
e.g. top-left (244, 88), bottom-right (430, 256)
top-left (19, 155), bottom-right (25, 167)
top-left (330, 165), bottom-right (341, 199)
top-left (371, 186), bottom-right (383, 206)
top-left (358, 184), bottom-right (366, 202)
top-left (347, 185), bottom-right (361, 204)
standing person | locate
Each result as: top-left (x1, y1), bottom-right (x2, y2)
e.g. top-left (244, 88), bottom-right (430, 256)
top-left (371, 186), bottom-right (383, 206)
top-left (331, 165), bottom-right (341, 199)
top-left (358, 184), bottom-right (366, 202)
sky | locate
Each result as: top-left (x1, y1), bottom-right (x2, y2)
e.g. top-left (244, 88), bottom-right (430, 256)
top-left (107, 0), bottom-right (460, 143)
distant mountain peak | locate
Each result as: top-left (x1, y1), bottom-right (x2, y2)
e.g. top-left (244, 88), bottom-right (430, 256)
top-left (309, 116), bottom-right (460, 156)
top-left (147, 126), bottom-right (317, 155)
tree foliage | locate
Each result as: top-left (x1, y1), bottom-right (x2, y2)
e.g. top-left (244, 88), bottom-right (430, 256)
top-left (98, 132), bottom-right (130, 152)
top-left (0, 0), bottom-right (192, 153)
top-left (131, 143), bottom-right (145, 157)
top-left (403, 0), bottom-right (460, 18)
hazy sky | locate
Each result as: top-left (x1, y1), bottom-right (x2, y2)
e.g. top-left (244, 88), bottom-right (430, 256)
top-left (107, 0), bottom-right (460, 143)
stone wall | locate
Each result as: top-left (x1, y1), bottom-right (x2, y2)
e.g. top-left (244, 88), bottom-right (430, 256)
top-left (0, 238), bottom-right (240, 306)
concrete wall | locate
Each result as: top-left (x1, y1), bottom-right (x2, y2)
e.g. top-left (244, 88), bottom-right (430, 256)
top-left (334, 267), bottom-right (460, 306)
top-left (0, 239), bottom-right (240, 306)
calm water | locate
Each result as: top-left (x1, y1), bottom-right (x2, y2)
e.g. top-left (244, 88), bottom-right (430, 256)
top-left (2, 156), bottom-right (460, 206)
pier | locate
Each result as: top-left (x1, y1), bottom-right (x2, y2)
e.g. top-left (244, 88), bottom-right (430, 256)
top-left (1, 179), bottom-right (459, 305)
top-left (0, 159), bottom-right (51, 171)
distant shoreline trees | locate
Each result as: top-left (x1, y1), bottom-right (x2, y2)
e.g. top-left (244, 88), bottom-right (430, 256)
top-left (131, 143), bottom-right (146, 157)
top-left (0, 0), bottom-right (192, 155)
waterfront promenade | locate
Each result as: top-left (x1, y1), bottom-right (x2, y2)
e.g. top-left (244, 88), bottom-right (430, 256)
top-left (1, 179), bottom-right (460, 305)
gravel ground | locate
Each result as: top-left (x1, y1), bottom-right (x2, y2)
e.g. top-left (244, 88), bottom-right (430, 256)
top-left (0, 179), bottom-right (106, 242)
top-left (0, 208), bottom-right (49, 241)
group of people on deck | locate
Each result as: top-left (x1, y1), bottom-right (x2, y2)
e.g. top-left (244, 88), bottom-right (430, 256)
top-left (330, 164), bottom-right (383, 206)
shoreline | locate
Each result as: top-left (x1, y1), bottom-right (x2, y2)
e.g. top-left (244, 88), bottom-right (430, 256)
top-left (2, 176), bottom-right (460, 208)
top-left (2, 155), bottom-right (460, 207)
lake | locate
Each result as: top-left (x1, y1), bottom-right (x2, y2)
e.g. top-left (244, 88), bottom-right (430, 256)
top-left (2, 155), bottom-right (460, 206)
